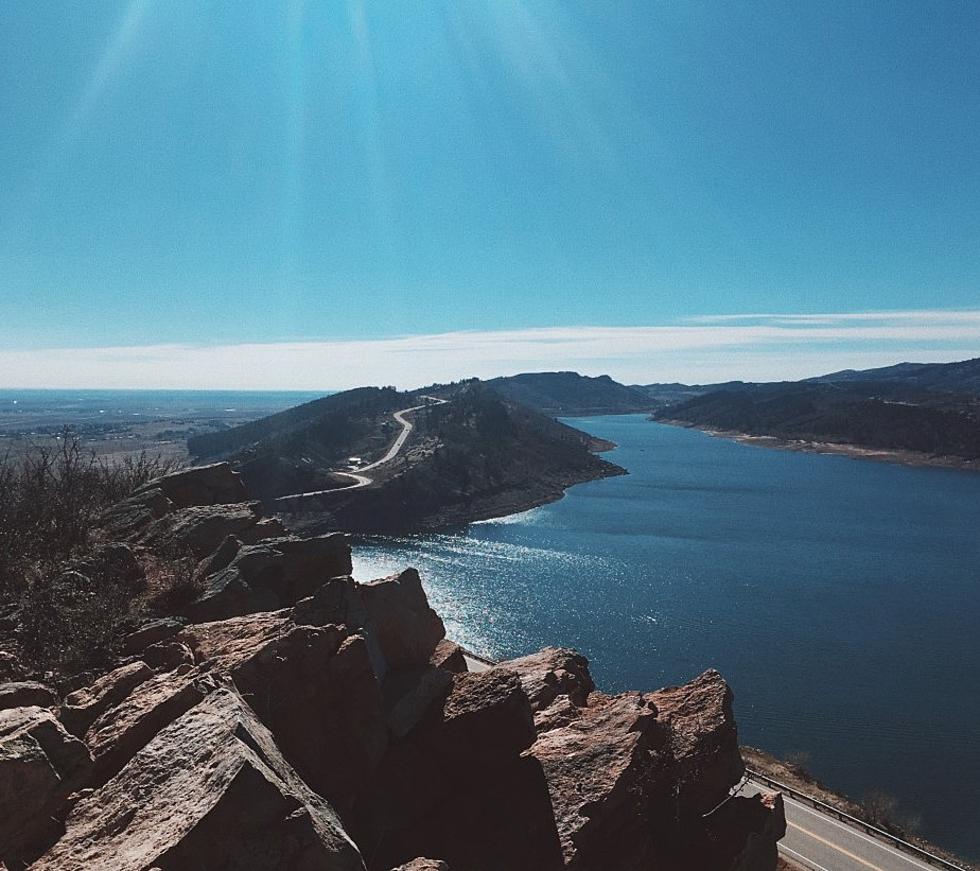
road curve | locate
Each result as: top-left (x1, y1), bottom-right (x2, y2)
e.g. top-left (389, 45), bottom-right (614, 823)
top-left (275, 396), bottom-right (448, 500)
top-left (739, 780), bottom-right (946, 871)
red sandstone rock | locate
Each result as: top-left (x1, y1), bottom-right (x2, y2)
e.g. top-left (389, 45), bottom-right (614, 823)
top-left (356, 668), bottom-right (563, 871)
top-left (648, 669), bottom-right (745, 819)
top-left (31, 686), bottom-right (366, 871)
top-left (186, 534), bottom-right (352, 621)
top-left (529, 690), bottom-right (669, 869)
top-left (85, 668), bottom-right (222, 785)
top-left (499, 647), bottom-right (594, 721)
top-left (0, 681), bottom-right (58, 711)
top-left (61, 661), bottom-right (154, 737)
top-left (358, 569), bottom-right (445, 669)
top-left (0, 705), bottom-right (92, 866)
top-left (179, 611), bottom-right (387, 813)
top-left (428, 639), bottom-right (467, 674)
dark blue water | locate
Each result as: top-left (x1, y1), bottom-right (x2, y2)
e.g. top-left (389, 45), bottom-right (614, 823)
top-left (352, 415), bottom-right (980, 860)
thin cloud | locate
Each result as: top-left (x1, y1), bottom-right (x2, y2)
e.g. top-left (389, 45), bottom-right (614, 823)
top-left (1, 309), bottom-right (978, 390)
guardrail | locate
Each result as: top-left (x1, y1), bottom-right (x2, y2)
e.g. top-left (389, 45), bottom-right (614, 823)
top-left (745, 768), bottom-right (969, 871)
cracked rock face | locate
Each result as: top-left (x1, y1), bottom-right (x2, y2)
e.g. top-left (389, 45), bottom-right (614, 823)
top-left (30, 686), bottom-right (365, 871)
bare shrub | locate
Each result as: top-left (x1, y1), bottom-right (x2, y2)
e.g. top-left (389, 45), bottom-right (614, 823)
top-left (0, 430), bottom-right (184, 671)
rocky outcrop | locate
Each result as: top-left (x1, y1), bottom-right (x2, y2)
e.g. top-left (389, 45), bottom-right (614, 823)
top-left (0, 682), bottom-right (58, 711)
top-left (178, 611), bottom-right (388, 814)
top-left (143, 502), bottom-right (264, 558)
top-left (85, 668), bottom-right (222, 785)
top-left (12, 467), bottom-right (783, 871)
top-left (354, 667), bottom-right (564, 871)
top-left (60, 661), bottom-right (153, 737)
top-left (134, 462), bottom-right (249, 509)
top-left (122, 618), bottom-right (186, 655)
top-left (0, 705), bottom-right (92, 865)
top-left (31, 686), bottom-right (364, 871)
top-left (185, 534), bottom-right (352, 622)
top-left (359, 569), bottom-right (445, 670)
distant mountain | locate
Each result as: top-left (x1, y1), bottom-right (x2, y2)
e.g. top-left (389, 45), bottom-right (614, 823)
top-left (189, 382), bottom-right (624, 532)
top-left (653, 358), bottom-right (980, 463)
top-left (484, 372), bottom-right (653, 415)
top-left (807, 357), bottom-right (980, 395)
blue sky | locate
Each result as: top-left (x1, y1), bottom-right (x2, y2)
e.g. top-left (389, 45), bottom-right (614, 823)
top-left (1, 1), bottom-right (978, 387)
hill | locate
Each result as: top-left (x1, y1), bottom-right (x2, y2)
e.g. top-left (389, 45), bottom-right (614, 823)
top-left (653, 358), bottom-right (980, 466)
top-left (485, 372), bottom-right (653, 415)
top-left (190, 382), bottom-right (625, 531)
top-left (807, 356), bottom-right (980, 394)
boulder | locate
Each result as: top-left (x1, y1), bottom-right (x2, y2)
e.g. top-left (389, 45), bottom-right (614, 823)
top-left (648, 669), bottom-right (744, 819)
top-left (192, 534), bottom-right (242, 582)
top-left (179, 612), bottom-right (387, 813)
top-left (0, 705), bottom-right (93, 866)
top-left (239, 516), bottom-right (290, 543)
top-left (500, 647), bottom-right (594, 724)
top-left (136, 462), bottom-right (249, 509)
top-left (60, 661), bottom-right (154, 737)
top-left (529, 690), bottom-right (669, 870)
top-left (142, 640), bottom-right (195, 671)
top-left (72, 542), bottom-right (144, 587)
top-left (122, 618), bottom-right (187, 656)
top-left (357, 668), bottom-right (562, 871)
top-left (0, 681), bottom-right (58, 711)
top-left (31, 686), bottom-right (365, 871)
top-left (143, 502), bottom-right (263, 559)
top-left (85, 667), bottom-right (222, 785)
top-left (526, 666), bottom-right (748, 870)
top-left (358, 570), bottom-right (445, 669)
top-left (185, 534), bottom-right (352, 622)
top-left (428, 640), bottom-right (467, 675)
top-left (293, 575), bottom-right (385, 678)
top-left (99, 487), bottom-right (174, 540)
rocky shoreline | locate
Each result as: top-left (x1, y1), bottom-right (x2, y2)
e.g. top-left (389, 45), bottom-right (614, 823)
top-left (1, 463), bottom-right (785, 870)
top-left (659, 419), bottom-right (980, 473)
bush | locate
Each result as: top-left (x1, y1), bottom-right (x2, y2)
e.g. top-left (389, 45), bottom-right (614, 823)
top-left (0, 431), bottom-right (183, 672)
top-left (0, 430), bottom-right (181, 599)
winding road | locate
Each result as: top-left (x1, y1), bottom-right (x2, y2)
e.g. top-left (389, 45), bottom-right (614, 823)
top-left (274, 396), bottom-right (447, 502)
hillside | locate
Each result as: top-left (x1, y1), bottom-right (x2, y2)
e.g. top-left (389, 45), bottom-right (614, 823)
top-left (808, 356), bottom-right (980, 394)
top-left (484, 372), bottom-right (654, 415)
top-left (190, 383), bottom-right (625, 531)
top-left (654, 360), bottom-right (980, 465)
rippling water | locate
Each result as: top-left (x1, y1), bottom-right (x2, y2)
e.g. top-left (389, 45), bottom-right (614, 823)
top-left (352, 415), bottom-right (980, 859)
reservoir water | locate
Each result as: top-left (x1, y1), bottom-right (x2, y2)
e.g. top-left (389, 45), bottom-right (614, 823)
top-left (352, 415), bottom-right (980, 860)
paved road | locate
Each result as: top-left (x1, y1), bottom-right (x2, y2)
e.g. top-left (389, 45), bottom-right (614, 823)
top-left (740, 780), bottom-right (941, 871)
top-left (276, 396), bottom-right (448, 500)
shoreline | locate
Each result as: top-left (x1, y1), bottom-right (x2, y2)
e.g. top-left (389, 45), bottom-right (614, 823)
top-left (658, 419), bottom-right (980, 473)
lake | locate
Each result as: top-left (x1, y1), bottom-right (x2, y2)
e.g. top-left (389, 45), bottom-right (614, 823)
top-left (351, 415), bottom-right (980, 860)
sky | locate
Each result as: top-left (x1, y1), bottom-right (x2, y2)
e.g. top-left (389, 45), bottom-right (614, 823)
top-left (1, 1), bottom-right (979, 389)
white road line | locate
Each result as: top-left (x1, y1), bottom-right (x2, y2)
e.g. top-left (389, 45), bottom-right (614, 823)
top-left (779, 842), bottom-right (833, 871)
top-left (781, 793), bottom-right (935, 870)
